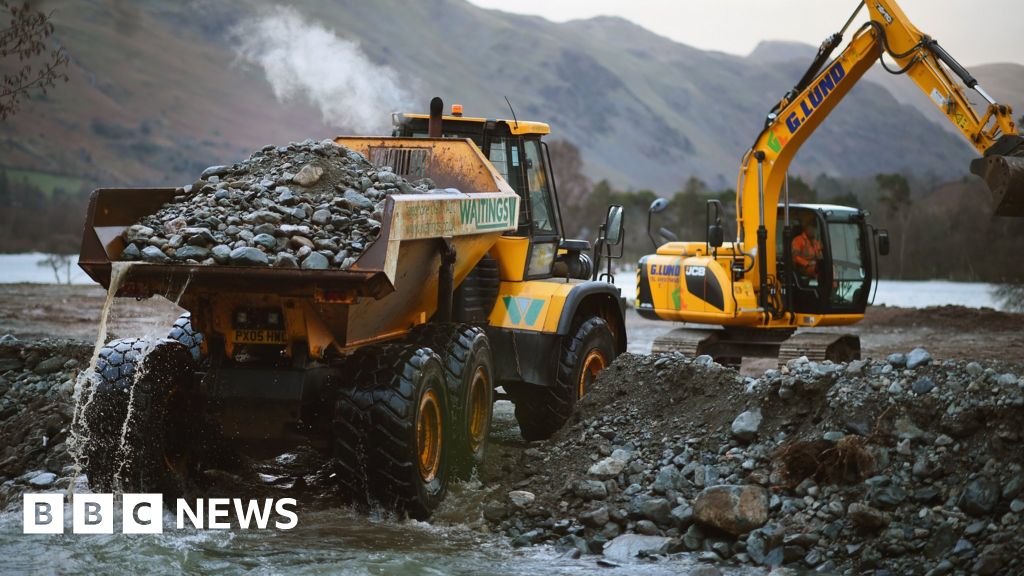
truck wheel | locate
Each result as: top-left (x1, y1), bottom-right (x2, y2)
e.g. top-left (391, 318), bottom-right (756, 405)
top-left (167, 312), bottom-right (204, 362)
top-left (511, 316), bottom-right (616, 441)
top-left (80, 338), bottom-right (196, 497)
top-left (411, 324), bottom-right (494, 479)
top-left (334, 344), bottom-right (450, 518)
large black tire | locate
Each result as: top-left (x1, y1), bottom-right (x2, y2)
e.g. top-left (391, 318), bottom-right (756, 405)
top-left (510, 316), bottom-right (616, 441)
top-left (411, 323), bottom-right (494, 479)
top-left (168, 312), bottom-right (204, 362)
top-left (80, 338), bottom-right (197, 498)
top-left (334, 344), bottom-right (450, 518)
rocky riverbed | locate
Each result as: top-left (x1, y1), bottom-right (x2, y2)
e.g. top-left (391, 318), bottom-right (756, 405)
top-left (3, 321), bottom-right (1024, 574)
top-left (480, 350), bottom-right (1024, 575)
top-left (0, 336), bottom-right (89, 507)
top-left (119, 139), bottom-right (437, 270)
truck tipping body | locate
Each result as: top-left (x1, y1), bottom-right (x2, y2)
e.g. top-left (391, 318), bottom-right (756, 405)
top-left (79, 137), bottom-right (520, 359)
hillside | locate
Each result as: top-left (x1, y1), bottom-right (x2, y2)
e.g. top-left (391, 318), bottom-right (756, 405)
top-left (0, 0), bottom-right (1010, 193)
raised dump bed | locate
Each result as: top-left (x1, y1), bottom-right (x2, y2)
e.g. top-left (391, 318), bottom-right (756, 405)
top-left (79, 137), bottom-right (519, 357)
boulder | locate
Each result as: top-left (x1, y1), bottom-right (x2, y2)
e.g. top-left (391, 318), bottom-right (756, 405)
top-left (693, 485), bottom-right (768, 535)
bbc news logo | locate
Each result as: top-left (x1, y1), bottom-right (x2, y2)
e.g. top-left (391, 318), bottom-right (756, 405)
top-left (23, 494), bottom-right (298, 534)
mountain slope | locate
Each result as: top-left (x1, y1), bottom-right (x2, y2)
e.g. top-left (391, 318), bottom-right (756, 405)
top-left (0, 0), bottom-right (1006, 193)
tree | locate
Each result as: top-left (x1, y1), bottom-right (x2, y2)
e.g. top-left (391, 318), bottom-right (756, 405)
top-left (786, 175), bottom-right (817, 203)
top-left (36, 253), bottom-right (72, 284)
top-left (1, 0), bottom-right (69, 120)
top-left (876, 173), bottom-right (912, 279)
top-left (546, 139), bottom-right (590, 208)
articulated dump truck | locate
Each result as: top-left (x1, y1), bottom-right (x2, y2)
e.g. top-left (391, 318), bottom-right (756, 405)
top-left (77, 120), bottom-right (626, 517)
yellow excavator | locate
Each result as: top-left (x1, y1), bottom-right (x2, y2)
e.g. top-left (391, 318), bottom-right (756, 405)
top-left (637, 0), bottom-right (1024, 364)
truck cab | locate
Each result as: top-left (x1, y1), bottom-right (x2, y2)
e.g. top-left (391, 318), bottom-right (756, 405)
top-left (393, 107), bottom-right (570, 280)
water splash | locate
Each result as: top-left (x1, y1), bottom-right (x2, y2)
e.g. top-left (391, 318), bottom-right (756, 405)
top-left (66, 261), bottom-right (134, 497)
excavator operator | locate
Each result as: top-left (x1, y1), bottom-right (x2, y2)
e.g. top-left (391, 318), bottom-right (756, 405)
top-left (792, 219), bottom-right (823, 279)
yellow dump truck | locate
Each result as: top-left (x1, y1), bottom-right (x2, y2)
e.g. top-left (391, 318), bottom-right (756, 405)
top-left (77, 100), bottom-right (626, 517)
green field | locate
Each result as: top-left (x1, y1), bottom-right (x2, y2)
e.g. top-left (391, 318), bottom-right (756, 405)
top-left (2, 168), bottom-right (91, 196)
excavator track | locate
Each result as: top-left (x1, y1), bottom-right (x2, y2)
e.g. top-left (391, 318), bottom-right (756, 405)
top-left (651, 327), bottom-right (860, 368)
top-left (651, 328), bottom-right (720, 356)
top-left (777, 332), bottom-right (860, 366)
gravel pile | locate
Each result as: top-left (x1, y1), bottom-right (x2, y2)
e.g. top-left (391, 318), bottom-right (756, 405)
top-left (119, 139), bottom-right (437, 270)
top-left (0, 335), bottom-right (90, 509)
top-left (481, 349), bottom-right (1024, 575)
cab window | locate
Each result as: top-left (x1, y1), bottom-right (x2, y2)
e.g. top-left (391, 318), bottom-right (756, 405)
top-left (523, 139), bottom-right (557, 235)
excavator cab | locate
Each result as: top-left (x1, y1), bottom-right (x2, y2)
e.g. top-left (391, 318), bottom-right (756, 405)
top-left (777, 205), bottom-right (874, 316)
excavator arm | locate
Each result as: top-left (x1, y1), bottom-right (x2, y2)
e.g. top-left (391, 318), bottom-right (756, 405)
top-left (737, 0), bottom-right (1024, 309)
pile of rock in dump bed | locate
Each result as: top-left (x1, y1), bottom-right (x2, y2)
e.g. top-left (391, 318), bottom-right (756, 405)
top-left (0, 335), bottom-right (90, 510)
top-left (119, 139), bottom-right (438, 270)
top-left (480, 349), bottom-right (1024, 575)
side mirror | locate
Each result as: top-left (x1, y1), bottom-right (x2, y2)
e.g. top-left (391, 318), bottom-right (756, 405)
top-left (648, 198), bottom-right (669, 214)
top-left (604, 205), bottom-right (624, 246)
top-left (877, 230), bottom-right (890, 256)
top-left (708, 224), bottom-right (724, 248)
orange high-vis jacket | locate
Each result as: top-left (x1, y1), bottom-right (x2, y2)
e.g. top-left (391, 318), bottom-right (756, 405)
top-left (792, 232), bottom-right (823, 276)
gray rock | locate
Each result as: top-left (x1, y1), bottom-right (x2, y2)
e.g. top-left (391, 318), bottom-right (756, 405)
top-left (730, 408), bottom-right (762, 441)
top-left (311, 209), bottom-right (332, 225)
top-left (229, 247), bottom-right (269, 266)
top-left (28, 472), bottom-right (57, 486)
top-left (184, 228), bottom-right (216, 246)
top-left (912, 377), bottom-right (935, 394)
top-left (573, 479), bottom-right (608, 500)
top-left (252, 233), bottom-right (277, 250)
top-left (996, 373), bottom-right (1018, 386)
top-left (653, 465), bottom-right (682, 494)
top-left (959, 477), bottom-right (1000, 516)
top-left (886, 353), bottom-right (907, 368)
top-left (273, 252), bottom-right (299, 268)
top-left (966, 361), bottom-right (984, 377)
top-left (201, 165), bottom-right (231, 179)
top-left (507, 490), bottom-right (535, 509)
top-left (211, 244), bottom-right (231, 264)
top-left (292, 164), bottom-right (324, 187)
top-left (579, 507), bottom-right (609, 528)
top-left (602, 534), bottom-right (671, 562)
top-left (640, 497), bottom-right (672, 526)
top-left (301, 252), bottom-right (329, 270)
top-left (33, 355), bottom-right (68, 375)
top-left (121, 243), bottom-right (142, 260)
top-left (906, 347), bottom-right (932, 369)
top-left (344, 189), bottom-right (374, 211)
top-left (589, 456), bottom-right (626, 478)
top-left (141, 245), bottom-right (168, 262)
top-left (670, 504), bottom-right (694, 529)
top-left (175, 245), bottom-right (210, 261)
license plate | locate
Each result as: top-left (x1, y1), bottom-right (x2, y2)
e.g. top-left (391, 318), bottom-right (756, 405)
top-left (234, 329), bottom-right (287, 345)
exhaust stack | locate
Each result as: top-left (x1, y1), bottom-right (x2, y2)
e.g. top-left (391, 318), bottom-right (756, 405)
top-left (428, 96), bottom-right (443, 138)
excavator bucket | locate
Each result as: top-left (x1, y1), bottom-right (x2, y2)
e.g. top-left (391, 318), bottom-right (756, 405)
top-left (971, 137), bottom-right (1024, 217)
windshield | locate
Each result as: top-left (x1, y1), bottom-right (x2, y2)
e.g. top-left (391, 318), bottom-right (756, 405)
top-left (827, 221), bottom-right (867, 306)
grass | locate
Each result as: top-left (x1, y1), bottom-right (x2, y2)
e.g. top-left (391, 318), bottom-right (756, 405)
top-left (3, 168), bottom-right (90, 197)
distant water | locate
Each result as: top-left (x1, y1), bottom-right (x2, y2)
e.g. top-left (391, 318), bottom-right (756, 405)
top-left (609, 271), bottom-right (1004, 311)
top-left (0, 253), bottom-right (1010, 310)
top-left (0, 253), bottom-right (92, 284)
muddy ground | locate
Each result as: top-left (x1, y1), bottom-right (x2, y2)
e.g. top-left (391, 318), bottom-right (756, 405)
top-left (1, 284), bottom-right (1022, 366)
